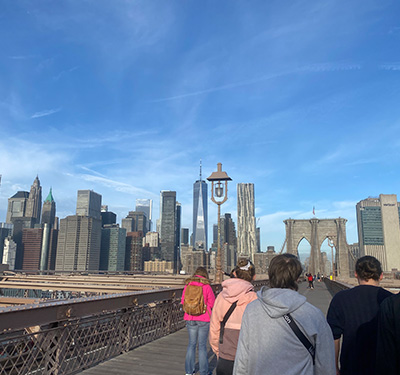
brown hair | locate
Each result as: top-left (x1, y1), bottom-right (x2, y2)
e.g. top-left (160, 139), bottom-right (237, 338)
top-left (268, 253), bottom-right (302, 291)
top-left (194, 266), bottom-right (209, 279)
top-left (234, 258), bottom-right (256, 282)
top-left (355, 256), bottom-right (382, 281)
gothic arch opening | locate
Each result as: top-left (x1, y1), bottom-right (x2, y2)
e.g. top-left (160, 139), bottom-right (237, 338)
top-left (320, 237), bottom-right (334, 277)
top-left (297, 237), bottom-right (311, 271)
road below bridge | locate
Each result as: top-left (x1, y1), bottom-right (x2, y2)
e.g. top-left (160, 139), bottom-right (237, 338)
top-left (80, 279), bottom-right (333, 375)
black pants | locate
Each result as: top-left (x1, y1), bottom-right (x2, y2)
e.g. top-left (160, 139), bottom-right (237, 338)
top-left (216, 357), bottom-right (235, 375)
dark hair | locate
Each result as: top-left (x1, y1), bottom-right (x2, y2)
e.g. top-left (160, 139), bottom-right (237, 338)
top-left (234, 258), bottom-right (256, 282)
top-left (194, 266), bottom-right (209, 279)
top-left (355, 256), bottom-right (382, 281)
top-left (268, 253), bottom-right (302, 291)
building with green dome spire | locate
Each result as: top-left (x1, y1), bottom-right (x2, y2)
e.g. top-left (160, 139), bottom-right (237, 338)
top-left (41, 188), bottom-right (56, 227)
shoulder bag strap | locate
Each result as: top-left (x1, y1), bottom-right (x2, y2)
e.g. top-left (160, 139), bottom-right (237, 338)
top-left (283, 313), bottom-right (315, 365)
top-left (219, 301), bottom-right (238, 344)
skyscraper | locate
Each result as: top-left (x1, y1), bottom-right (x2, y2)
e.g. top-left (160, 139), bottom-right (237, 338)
top-left (101, 206), bottom-right (117, 226)
top-left (3, 237), bottom-right (16, 270)
top-left (55, 190), bottom-right (102, 271)
top-left (41, 188), bottom-right (56, 227)
top-left (159, 191), bottom-right (177, 272)
top-left (356, 194), bottom-right (400, 271)
top-left (100, 225), bottom-right (126, 271)
top-left (6, 191), bottom-right (29, 223)
top-left (126, 231), bottom-right (144, 271)
top-left (237, 183), bottom-right (257, 261)
top-left (181, 228), bottom-right (189, 245)
top-left (192, 164), bottom-right (208, 250)
top-left (136, 199), bottom-right (153, 231)
top-left (55, 215), bottom-right (102, 271)
top-left (142, 231), bottom-right (161, 261)
top-left (6, 176), bottom-right (43, 269)
top-left (76, 190), bottom-right (102, 220)
top-left (121, 211), bottom-right (147, 234)
top-left (22, 228), bottom-right (44, 270)
top-left (176, 201), bottom-right (182, 270)
top-left (0, 225), bottom-right (12, 262)
top-left (25, 176), bottom-right (42, 225)
top-left (220, 213), bottom-right (238, 271)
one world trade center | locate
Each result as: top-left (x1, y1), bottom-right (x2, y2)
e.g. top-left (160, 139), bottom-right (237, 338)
top-left (193, 162), bottom-right (208, 250)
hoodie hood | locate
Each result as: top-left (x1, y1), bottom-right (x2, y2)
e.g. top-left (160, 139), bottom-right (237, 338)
top-left (220, 278), bottom-right (255, 305)
top-left (257, 287), bottom-right (306, 318)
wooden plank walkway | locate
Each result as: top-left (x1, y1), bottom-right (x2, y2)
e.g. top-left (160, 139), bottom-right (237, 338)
top-left (80, 280), bottom-right (333, 375)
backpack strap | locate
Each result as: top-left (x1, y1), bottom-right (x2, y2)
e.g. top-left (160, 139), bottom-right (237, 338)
top-left (219, 301), bottom-right (238, 344)
top-left (283, 313), bottom-right (315, 365)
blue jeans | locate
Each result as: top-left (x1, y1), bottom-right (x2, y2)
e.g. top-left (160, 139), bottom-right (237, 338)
top-left (185, 321), bottom-right (210, 375)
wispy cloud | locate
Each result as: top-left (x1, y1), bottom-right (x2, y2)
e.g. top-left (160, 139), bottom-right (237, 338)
top-left (150, 72), bottom-right (285, 102)
top-left (7, 55), bottom-right (36, 60)
top-left (380, 63), bottom-right (400, 71)
top-left (78, 174), bottom-right (157, 198)
top-left (53, 66), bottom-right (78, 81)
top-left (345, 158), bottom-right (379, 167)
top-left (151, 62), bottom-right (362, 103)
top-left (31, 108), bottom-right (61, 119)
top-left (299, 62), bottom-right (362, 72)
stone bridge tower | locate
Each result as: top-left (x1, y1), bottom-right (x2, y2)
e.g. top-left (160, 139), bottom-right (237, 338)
top-left (284, 218), bottom-right (350, 278)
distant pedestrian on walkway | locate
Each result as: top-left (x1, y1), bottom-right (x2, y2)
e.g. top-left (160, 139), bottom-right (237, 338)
top-left (233, 254), bottom-right (335, 375)
top-left (182, 267), bottom-right (215, 375)
top-left (327, 255), bottom-right (392, 375)
top-left (209, 259), bottom-right (257, 375)
top-left (376, 292), bottom-right (400, 375)
top-left (307, 273), bottom-right (314, 289)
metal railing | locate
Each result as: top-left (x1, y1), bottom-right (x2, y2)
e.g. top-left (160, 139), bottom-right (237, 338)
top-left (0, 280), bottom-right (269, 375)
top-left (323, 278), bottom-right (351, 296)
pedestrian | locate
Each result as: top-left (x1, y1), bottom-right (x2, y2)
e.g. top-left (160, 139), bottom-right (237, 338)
top-left (182, 267), bottom-right (216, 375)
top-left (307, 273), bottom-right (314, 289)
top-left (233, 253), bottom-right (335, 375)
top-left (326, 255), bottom-right (392, 375)
top-left (209, 259), bottom-right (257, 375)
top-left (376, 292), bottom-right (400, 375)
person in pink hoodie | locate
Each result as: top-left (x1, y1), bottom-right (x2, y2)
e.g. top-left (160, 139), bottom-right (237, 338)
top-left (209, 259), bottom-right (257, 375)
top-left (181, 267), bottom-right (215, 375)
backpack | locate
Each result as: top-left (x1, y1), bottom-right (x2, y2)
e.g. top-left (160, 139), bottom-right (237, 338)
top-left (308, 275), bottom-right (313, 282)
top-left (183, 284), bottom-right (206, 316)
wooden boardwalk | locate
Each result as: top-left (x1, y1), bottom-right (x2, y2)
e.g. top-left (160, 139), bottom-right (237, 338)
top-left (80, 280), bottom-right (333, 375)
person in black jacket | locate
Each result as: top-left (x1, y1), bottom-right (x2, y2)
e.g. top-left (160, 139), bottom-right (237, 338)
top-left (376, 293), bottom-right (400, 375)
top-left (327, 256), bottom-right (392, 375)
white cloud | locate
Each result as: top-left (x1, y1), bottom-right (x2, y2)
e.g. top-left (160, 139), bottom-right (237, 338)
top-left (78, 173), bottom-right (157, 198)
top-left (31, 108), bottom-right (61, 119)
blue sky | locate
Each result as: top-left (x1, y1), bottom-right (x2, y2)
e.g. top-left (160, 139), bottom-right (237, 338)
top-left (1, 0), bottom-right (400, 256)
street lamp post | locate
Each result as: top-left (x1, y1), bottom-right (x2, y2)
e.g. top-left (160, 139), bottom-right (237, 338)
top-left (328, 237), bottom-right (336, 281)
top-left (207, 163), bottom-right (232, 284)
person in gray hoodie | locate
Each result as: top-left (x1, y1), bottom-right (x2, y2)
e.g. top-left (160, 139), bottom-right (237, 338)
top-left (233, 254), bottom-right (335, 375)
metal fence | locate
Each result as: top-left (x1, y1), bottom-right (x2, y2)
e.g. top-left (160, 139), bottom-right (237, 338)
top-left (323, 278), bottom-right (351, 296)
top-left (0, 280), bottom-right (269, 375)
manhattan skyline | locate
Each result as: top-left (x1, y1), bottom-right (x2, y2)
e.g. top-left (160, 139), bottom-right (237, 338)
top-left (1, 1), bottom-right (400, 252)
